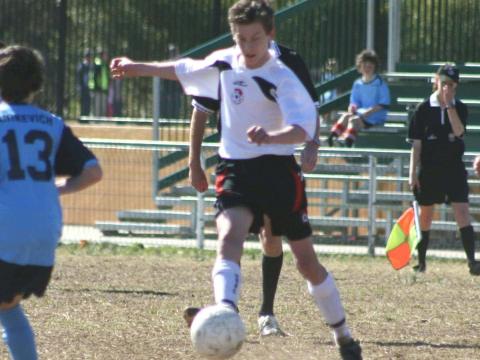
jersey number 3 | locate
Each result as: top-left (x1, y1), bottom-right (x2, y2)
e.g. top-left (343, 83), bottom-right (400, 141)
top-left (2, 129), bottom-right (53, 181)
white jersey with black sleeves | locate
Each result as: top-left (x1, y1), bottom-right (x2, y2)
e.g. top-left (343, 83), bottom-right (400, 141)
top-left (175, 46), bottom-right (316, 159)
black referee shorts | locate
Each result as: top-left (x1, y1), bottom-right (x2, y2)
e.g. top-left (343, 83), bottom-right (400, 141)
top-left (214, 155), bottom-right (312, 241)
top-left (0, 259), bottom-right (53, 304)
top-left (415, 163), bottom-right (469, 205)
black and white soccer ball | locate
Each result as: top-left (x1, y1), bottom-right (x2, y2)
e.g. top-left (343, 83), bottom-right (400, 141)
top-left (190, 304), bottom-right (246, 359)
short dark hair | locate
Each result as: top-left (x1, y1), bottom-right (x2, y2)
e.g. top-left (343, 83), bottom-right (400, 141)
top-left (0, 45), bottom-right (44, 102)
top-left (228, 0), bottom-right (274, 33)
top-left (355, 49), bottom-right (379, 71)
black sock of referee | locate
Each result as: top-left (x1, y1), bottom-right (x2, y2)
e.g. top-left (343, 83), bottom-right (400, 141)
top-left (460, 225), bottom-right (476, 264)
top-left (417, 231), bottom-right (430, 266)
top-left (259, 253), bottom-right (283, 316)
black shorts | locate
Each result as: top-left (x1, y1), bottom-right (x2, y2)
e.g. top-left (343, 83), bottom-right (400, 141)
top-left (415, 163), bottom-right (469, 205)
top-left (214, 155), bottom-right (312, 241)
top-left (0, 259), bottom-right (53, 304)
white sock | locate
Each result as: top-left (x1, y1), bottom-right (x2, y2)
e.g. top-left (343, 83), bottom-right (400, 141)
top-left (212, 258), bottom-right (241, 306)
top-left (308, 273), bottom-right (352, 345)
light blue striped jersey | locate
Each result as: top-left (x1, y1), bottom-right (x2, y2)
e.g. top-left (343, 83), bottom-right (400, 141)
top-left (0, 102), bottom-right (97, 266)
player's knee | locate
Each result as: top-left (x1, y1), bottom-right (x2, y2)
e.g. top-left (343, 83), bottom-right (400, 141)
top-left (295, 256), bottom-right (319, 280)
top-left (347, 117), bottom-right (359, 127)
top-left (0, 295), bottom-right (23, 311)
top-left (338, 114), bottom-right (350, 124)
top-left (261, 236), bottom-right (282, 257)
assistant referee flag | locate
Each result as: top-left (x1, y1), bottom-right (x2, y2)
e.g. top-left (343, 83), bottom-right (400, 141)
top-left (386, 202), bottom-right (422, 270)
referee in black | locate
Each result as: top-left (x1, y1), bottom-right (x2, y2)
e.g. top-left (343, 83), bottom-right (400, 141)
top-left (408, 64), bottom-right (480, 275)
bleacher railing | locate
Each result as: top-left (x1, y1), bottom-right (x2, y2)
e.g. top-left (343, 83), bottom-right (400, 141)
top-left (61, 139), bottom-right (480, 258)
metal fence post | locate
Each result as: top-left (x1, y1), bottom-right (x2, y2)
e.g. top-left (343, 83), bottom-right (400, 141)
top-left (55, 0), bottom-right (67, 117)
top-left (152, 78), bottom-right (160, 201)
top-left (367, 155), bottom-right (377, 256)
top-left (196, 154), bottom-right (206, 249)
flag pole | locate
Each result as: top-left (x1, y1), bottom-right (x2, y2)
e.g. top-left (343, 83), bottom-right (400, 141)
top-left (412, 200), bottom-right (422, 242)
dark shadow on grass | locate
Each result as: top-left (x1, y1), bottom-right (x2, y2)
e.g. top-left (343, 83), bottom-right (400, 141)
top-left (52, 287), bottom-right (176, 296)
top-left (365, 340), bottom-right (480, 350)
top-left (313, 339), bottom-right (480, 350)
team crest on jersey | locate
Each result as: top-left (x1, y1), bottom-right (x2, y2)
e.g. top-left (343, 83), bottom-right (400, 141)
top-left (231, 88), bottom-right (244, 104)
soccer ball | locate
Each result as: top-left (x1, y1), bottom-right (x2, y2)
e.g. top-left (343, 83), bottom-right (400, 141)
top-left (190, 304), bottom-right (246, 359)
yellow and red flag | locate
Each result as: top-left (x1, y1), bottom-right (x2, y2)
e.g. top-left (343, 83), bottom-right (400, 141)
top-left (386, 201), bottom-right (422, 270)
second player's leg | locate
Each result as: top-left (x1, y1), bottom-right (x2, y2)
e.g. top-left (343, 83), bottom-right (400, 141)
top-left (258, 215), bottom-right (285, 336)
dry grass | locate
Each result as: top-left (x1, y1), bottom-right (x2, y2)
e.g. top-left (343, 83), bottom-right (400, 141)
top-left (3, 244), bottom-right (479, 360)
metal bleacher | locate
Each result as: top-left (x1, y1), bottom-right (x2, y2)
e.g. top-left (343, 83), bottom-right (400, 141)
top-left (94, 63), bottom-right (480, 253)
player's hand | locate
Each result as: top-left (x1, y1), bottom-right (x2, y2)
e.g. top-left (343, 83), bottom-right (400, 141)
top-left (440, 82), bottom-right (456, 107)
top-left (189, 164), bottom-right (209, 193)
top-left (300, 141), bottom-right (319, 172)
top-left (110, 57), bottom-right (135, 79)
top-left (474, 155), bottom-right (480, 177)
top-left (247, 126), bottom-right (270, 145)
top-left (409, 173), bottom-right (420, 192)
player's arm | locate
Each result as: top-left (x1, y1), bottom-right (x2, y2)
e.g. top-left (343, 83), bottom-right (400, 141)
top-left (248, 124), bottom-right (307, 145)
top-left (278, 45), bottom-right (320, 172)
top-left (474, 155), bottom-right (480, 177)
top-left (189, 108), bottom-right (209, 193)
top-left (300, 118), bottom-right (320, 173)
top-left (254, 75), bottom-right (316, 146)
top-left (409, 139), bottom-right (421, 191)
top-left (57, 163), bottom-right (102, 195)
top-left (110, 57), bottom-right (178, 81)
top-left (54, 125), bottom-right (102, 195)
top-left (446, 105), bottom-right (465, 137)
top-left (359, 104), bottom-right (385, 117)
top-left (447, 108), bottom-right (464, 137)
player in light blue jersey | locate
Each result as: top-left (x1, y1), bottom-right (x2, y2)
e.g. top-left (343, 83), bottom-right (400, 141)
top-left (0, 45), bottom-right (102, 359)
top-left (328, 49), bottom-right (390, 147)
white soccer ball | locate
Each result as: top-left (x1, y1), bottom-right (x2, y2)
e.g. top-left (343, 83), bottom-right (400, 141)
top-left (190, 304), bottom-right (246, 359)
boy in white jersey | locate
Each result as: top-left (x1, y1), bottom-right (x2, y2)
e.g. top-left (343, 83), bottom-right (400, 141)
top-left (111, 1), bottom-right (361, 358)
top-left (0, 45), bottom-right (102, 359)
top-left (186, 41), bottom-right (321, 337)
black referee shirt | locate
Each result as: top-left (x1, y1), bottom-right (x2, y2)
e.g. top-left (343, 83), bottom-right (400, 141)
top-left (407, 93), bottom-right (468, 167)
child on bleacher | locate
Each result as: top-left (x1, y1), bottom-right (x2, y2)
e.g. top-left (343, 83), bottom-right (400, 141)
top-left (327, 49), bottom-right (390, 147)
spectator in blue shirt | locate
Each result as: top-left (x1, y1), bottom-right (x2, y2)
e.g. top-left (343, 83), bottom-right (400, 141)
top-left (327, 49), bottom-right (390, 147)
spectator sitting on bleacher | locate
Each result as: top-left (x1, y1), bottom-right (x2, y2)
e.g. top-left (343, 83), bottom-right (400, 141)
top-left (408, 64), bottom-right (480, 276)
top-left (327, 49), bottom-right (390, 147)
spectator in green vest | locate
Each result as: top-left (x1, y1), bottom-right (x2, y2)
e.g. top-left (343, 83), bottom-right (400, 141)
top-left (91, 48), bottom-right (109, 117)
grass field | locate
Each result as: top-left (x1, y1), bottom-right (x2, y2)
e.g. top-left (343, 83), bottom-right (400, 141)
top-left (3, 244), bottom-right (479, 360)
